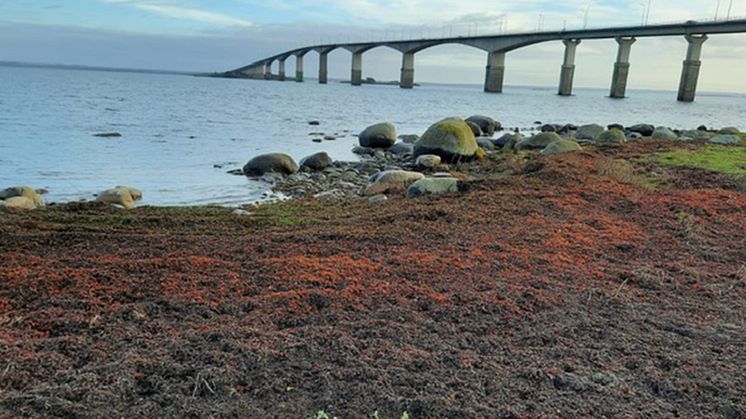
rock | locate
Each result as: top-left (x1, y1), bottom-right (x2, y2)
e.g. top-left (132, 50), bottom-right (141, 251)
top-left (559, 124), bottom-right (578, 134)
top-left (0, 186), bottom-right (45, 208)
top-left (323, 135), bottom-right (336, 141)
top-left (415, 154), bottom-right (442, 169)
top-left (541, 124), bottom-right (558, 133)
top-left (359, 122), bottom-right (397, 148)
top-left (628, 124), bottom-right (655, 136)
top-left (227, 168), bottom-right (244, 176)
top-left (243, 153), bottom-right (299, 176)
top-left (540, 140), bottom-right (582, 155)
top-left (709, 135), bottom-right (741, 145)
top-left (720, 127), bottom-right (741, 135)
top-left (576, 124), bottom-right (605, 140)
top-left (388, 142), bottom-right (414, 156)
top-left (652, 127), bottom-right (678, 141)
top-left (697, 125), bottom-right (709, 132)
top-left (398, 134), bottom-right (419, 144)
top-left (96, 186), bottom-right (142, 210)
top-left (367, 194), bottom-right (388, 203)
top-left (300, 152), bottom-right (333, 171)
top-left (627, 132), bottom-right (643, 140)
top-left (494, 132), bottom-right (523, 147)
top-left (608, 123), bottom-right (625, 131)
top-left (352, 146), bottom-right (374, 156)
top-left (466, 121), bottom-right (483, 137)
top-left (93, 132), bottom-right (122, 138)
top-left (312, 138), bottom-right (322, 143)
top-left (365, 170), bottom-right (425, 196)
top-left (308, 120), bottom-right (320, 126)
top-left (232, 209), bottom-right (253, 216)
top-left (466, 115), bottom-right (500, 136)
top-left (516, 132), bottom-right (562, 150)
top-left (433, 172), bottom-right (453, 178)
top-left (477, 138), bottom-right (495, 151)
top-left (0, 196), bottom-right (37, 210)
top-left (413, 117), bottom-right (478, 163)
top-left (407, 178), bottom-right (459, 198)
top-left (680, 130), bottom-right (711, 140)
top-left (596, 129), bottom-right (627, 144)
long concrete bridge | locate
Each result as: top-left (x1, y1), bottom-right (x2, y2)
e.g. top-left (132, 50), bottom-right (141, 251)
top-left (224, 18), bottom-right (746, 102)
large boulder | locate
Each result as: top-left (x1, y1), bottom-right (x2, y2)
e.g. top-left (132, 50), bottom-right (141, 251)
top-left (300, 152), bottom-right (333, 171)
top-left (243, 153), bottom-right (299, 176)
top-left (0, 196), bottom-right (38, 210)
top-left (596, 129), bottom-right (627, 144)
top-left (652, 127), bottom-right (678, 141)
top-left (0, 186), bottom-right (44, 208)
top-left (541, 140), bottom-right (582, 156)
top-left (407, 178), bottom-right (459, 198)
top-left (414, 118), bottom-right (479, 163)
top-left (516, 132), bottom-right (562, 150)
top-left (364, 170), bottom-right (424, 196)
top-left (628, 124), bottom-right (655, 137)
top-left (719, 127), bottom-right (741, 135)
top-left (96, 186), bottom-right (142, 210)
top-left (359, 122), bottom-right (397, 148)
top-left (576, 124), bottom-right (605, 141)
top-left (466, 115), bottom-right (500, 136)
top-left (709, 135), bottom-right (741, 145)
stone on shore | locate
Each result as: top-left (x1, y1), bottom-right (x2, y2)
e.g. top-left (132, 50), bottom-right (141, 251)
top-left (398, 134), bottom-right (419, 144)
top-left (652, 127), bottom-right (678, 141)
top-left (243, 153), bottom-right (299, 176)
top-left (365, 170), bottom-right (425, 196)
top-left (494, 132), bottom-right (523, 147)
top-left (414, 117), bottom-right (479, 162)
top-left (466, 115), bottom-right (500, 137)
top-left (596, 129), bottom-right (627, 144)
top-left (541, 140), bottom-right (582, 156)
top-left (388, 142), bottom-right (414, 156)
top-left (416, 154), bottom-right (442, 169)
top-left (96, 186), bottom-right (142, 210)
top-left (719, 127), bottom-right (741, 135)
top-left (359, 122), bottom-right (397, 148)
top-left (466, 121), bottom-right (482, 137)
top-left (516, 132), bottom-right (562, 150)
top-left (709, 135), bottom-right (741, 145)
top-left (0, 196), bottom-right (38, 210)
top-left (628, 124), bottom-right (655, 137)
top-left (477, 138), bottom-right (496, 151)
top-left (0, 186), bottom-right (45, 208)
top-left (680, 130), bottom-right (711, 140)
top-left (576, 124), bottom-right (605, 141)
top-left (300, 152), bottom-right (333, 171)
top-left (407, 178), bottom-right (459, 198)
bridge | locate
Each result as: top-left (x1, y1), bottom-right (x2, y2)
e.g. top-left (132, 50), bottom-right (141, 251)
top-left (223, 18), bottom-right (746, 102)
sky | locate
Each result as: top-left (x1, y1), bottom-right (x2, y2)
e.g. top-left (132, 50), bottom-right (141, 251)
top-left (1, 0), bottom-right (745, 92)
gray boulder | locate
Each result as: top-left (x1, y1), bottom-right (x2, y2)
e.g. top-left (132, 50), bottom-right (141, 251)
top-left (466, 121), bottom-right (482, 137)
top-left (541, 140), bottom-right (582, 156)
top-left (365, 170), bottom-right (425, 196)
top-left (415, 154), bottom-right (442, 169)
top-left (477, 138), bottom-right (495, 151)
top-left (388, 142), bottom-right (414, 156)
top-left (680, 130), bottom-right (711, 140)
top-left (709, 135), bottom-right (741, 145)
top-left (300, 152), bottom-right (333, 171)
top-left (243, 153), bottom-right (299, 176)
top-left (719, 127), bottom-right (741, 135)
top-left (359, 122), bottom-right (397, 148)
top-left (494, 132), bottom-right (523, 147)
top-left (414, 117), bottom-right (479, 162)
top-left (466, 115), bottom-right (500, 136)
top-left (628, 124), bottom-right (655, 137)
top-left (596, 129), bottom-right (627, 144)
top-left (516, 132), bottom-right (562, 150)
top-left (407, 178), bottom-right (459, 198)
top-left (398, 134), bottom-right (419, 144)
top-left (576, 124), bottom-right (605, 141)
top-left (651, 127), bottom-right (678, 141)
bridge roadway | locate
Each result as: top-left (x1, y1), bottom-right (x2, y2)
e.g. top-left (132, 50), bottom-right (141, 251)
top-left (225, 19), bottom-right (746, 102)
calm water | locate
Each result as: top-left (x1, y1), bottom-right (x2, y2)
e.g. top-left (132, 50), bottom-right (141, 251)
top-left (1, 66), bottom-right (744, 206)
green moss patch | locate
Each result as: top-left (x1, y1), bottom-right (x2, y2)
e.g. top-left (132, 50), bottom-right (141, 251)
top-left (655, 145), bottom-right (746, 175)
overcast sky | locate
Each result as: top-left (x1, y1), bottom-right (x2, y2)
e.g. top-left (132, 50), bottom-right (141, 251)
top-left (1, 0), bottom-right (745, 92)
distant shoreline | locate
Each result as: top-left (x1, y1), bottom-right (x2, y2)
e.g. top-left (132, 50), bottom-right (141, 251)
top-left (0, 61), bottom-right (201, 77)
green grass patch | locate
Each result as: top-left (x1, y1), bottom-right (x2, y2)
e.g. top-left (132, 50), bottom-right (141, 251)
top-left (655, 145), bottom-right (746, 175)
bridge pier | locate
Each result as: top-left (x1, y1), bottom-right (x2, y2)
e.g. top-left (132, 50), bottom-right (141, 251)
top-left (319, 52), bottom-right (328, 84)
top-left (558, 39), bottom-right (581, 96)
top-left (677, 35), bottom-right (708, 102)
top-left (484, 51), bottom-right (505, 93)
top-left (400, 52), bottom-right (415, 89)
top-left (351, 52), bottom-right (363, 86)
top-left (610, 37), bottom-right (636, 98)
top-left (278, 59), bottom-right (286, 81)
top-left (295, 55), bottom-right (304, 82)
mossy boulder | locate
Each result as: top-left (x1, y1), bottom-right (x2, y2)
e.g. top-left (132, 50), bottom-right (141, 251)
top-left (300, 152), bottom-right (333, 171)
top-left (407, 178), bottom-right (459, 198)
top-left (597, 129), bottom-right (627, 144)
top-left (652, 127), bottom-right (678, 141)
top-left (359, 122), bottom-right (397, 148)
top-left (516, 132), bottom-right (562, 150)
top-left (576, 124), bottom-right (605, 140)
top-left (540, 140), bottom-right (582, 156)
top-left (680, 130), bottom-right (711, 140)
top-left (414, 118), bottom-right (479, 163)
top-left (96, 186), bottom-right (143, 210)
top-left (709, 135), bottom-right (741, 145)
top-left (0, 186), bottom-right (44, 208)
top-left (243, 153), bottom-right (299, 176)
top-left (719, 127), bottom-right (741, 135)
top-left (364, 170), bottom-right (425, 196)
top-left (466, 115), bottom-right (500, 136)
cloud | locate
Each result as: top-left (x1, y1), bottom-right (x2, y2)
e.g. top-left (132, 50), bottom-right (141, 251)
top-left (104, 0), bottom-right (253, 27)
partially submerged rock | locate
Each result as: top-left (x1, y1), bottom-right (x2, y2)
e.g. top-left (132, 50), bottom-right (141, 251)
top-left (243, 153), bottom-right (299, 176)
top-left (365, 170), bottom-right (424, 196)
top-left (541, 140), bottom-right (582, 156)
top-left (300, 152), bottom-right (333, 171)
top-left (407, 178), bottom-right (459, 198)
top-left (359, 122), bottom-right (397, 148)
top-left (93, 132), bottom-right (122, 138)
top-left (414, 117), bottom-right (479, 163)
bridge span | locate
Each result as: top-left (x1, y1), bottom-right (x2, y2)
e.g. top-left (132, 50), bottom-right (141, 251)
top-left (223, 19), bottom-right (746, 102)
